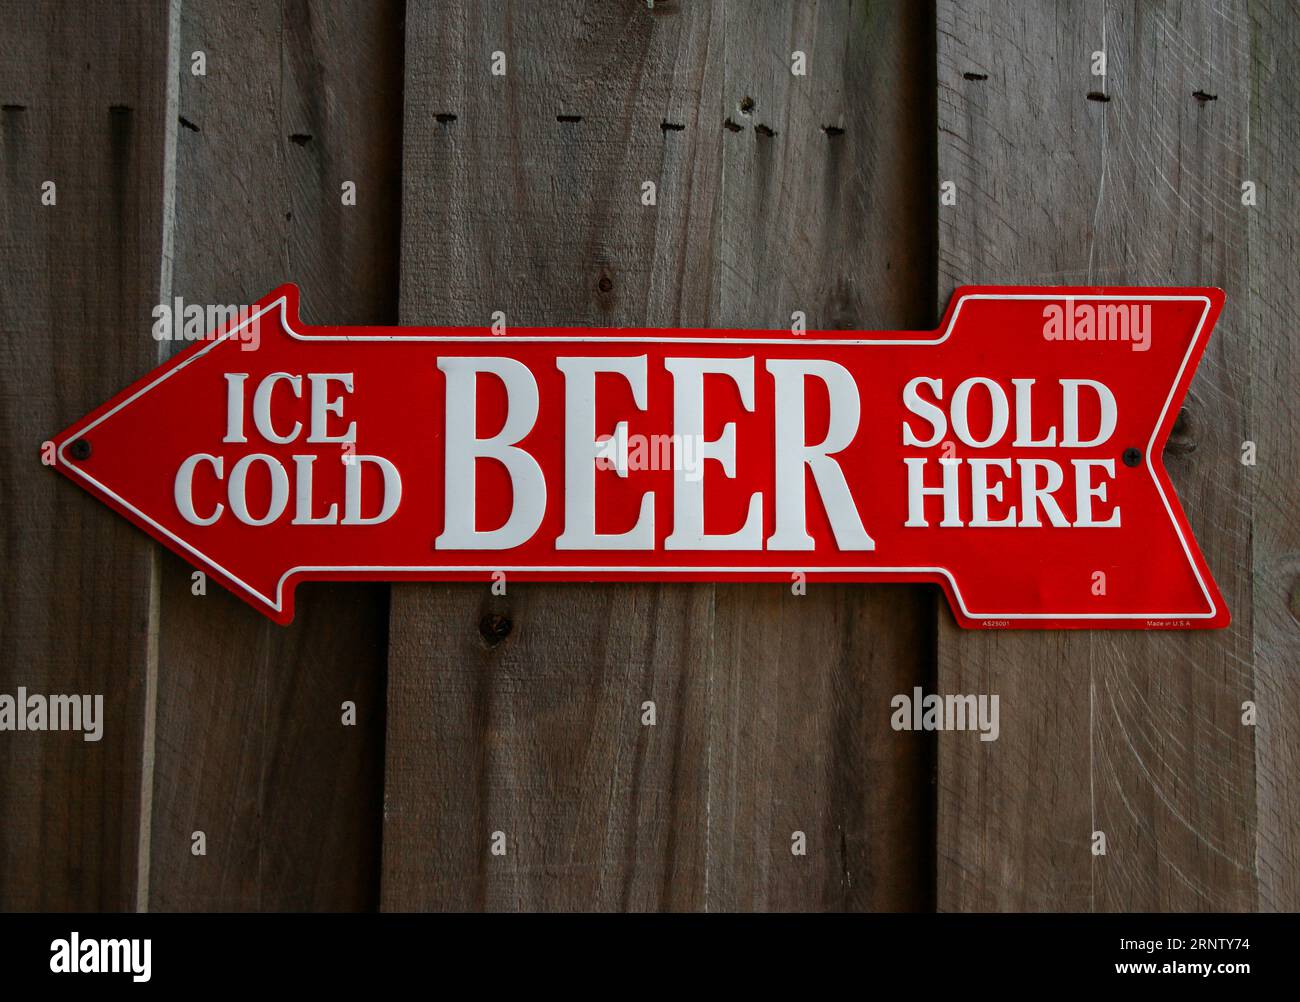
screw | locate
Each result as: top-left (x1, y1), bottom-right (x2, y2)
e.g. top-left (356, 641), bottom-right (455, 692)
top-left (1122, 447), bottom-right (1141, 467)
top-left (69, 439), bottom-right (92, 460)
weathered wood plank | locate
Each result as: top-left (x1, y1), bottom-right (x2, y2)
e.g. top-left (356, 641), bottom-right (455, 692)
top-left (0, 0), bottom-right (171, 909)
top-left (385, 0), bottom-right (934, 911)
top-left (709, 0), bottom-right (935, 910)
top-left (936, 0), bottom-right (1257, 910)
top-left (386, 0), bottom-right (725, 912)
top-left (146, 0), bottom-right (401, 910)
top-left (1246, 0), bottom-right (1300, 912)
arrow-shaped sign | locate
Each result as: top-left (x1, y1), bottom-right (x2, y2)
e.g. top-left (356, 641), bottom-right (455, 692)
top-left (48, 284), bottom-right (1227, 629)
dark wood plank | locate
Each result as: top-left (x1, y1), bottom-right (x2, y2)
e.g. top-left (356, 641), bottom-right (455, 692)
top-left (936, 0), bottom-right (1257, 910)
top-left (385, 0), bottom-right (934, 911)
top-left (146, 0), bottom-right (401, 910)
top-left (0, 0), bottom-right (171, 910)
top-left (1246, 0), bottom-right (1300, 912)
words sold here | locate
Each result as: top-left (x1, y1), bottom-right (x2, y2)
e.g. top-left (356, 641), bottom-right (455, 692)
top-left (48, 284), bottom-right (1227, 629)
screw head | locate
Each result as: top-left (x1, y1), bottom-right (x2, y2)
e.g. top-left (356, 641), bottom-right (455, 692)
top-left (1122, 447), bottom-right (1141, 467)
top-left (69, 439), bottom-right (92, 461)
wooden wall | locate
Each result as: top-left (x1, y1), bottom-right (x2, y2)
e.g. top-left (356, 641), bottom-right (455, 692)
top-left (0, 0), bottom-right (1295, 913)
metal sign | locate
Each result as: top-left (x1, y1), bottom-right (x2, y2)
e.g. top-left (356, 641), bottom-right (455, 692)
top-left (48, 285), bottom-right (1227, 628)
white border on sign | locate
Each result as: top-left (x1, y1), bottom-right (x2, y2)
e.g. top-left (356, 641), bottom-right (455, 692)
top-left (57, 293), bottom-right (1217, 621)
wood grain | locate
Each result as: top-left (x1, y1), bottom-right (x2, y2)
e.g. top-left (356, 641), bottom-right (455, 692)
top-left (145, 0), bottom-right (401, 910)
top-left (935, 0), bottom-right (1259, 910)
top-left (0, 0), bottom-right (170, 909)
top-left (1246, 0), bottom-right (1300, 912)
top-left (386, 0), bottom-right (723, 912)
top-left (384, 0), bottom-right (934, 911)
top-left (710, 0), bottom-right (935, 910)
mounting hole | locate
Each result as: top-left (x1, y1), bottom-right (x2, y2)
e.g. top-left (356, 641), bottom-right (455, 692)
top-left (1122, 447), bottom-right (1141, 467)
top-left (69, 439), bottom-right (92, 460)
top-left (739, 95), bottom-right (755, 115)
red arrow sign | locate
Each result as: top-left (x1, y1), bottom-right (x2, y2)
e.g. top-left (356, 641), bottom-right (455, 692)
top-left (48, 284), bottom-right (1227, 629)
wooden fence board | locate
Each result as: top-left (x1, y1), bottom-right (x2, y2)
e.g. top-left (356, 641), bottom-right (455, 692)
top-left (385, 0), bottom-right (726, 912)
top-left (1246, 0), bottom-right (1300, 912)
top-left (146, 0), bottom-right (401, 910)
top-left (936, 0), bottom-right (1258, 910)
top-left (708, 0), bottom-right (935, 910)
top-left (0, 0), bottom-right (171, 910)
top-left (385, 0), bottom-right (934, 911)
